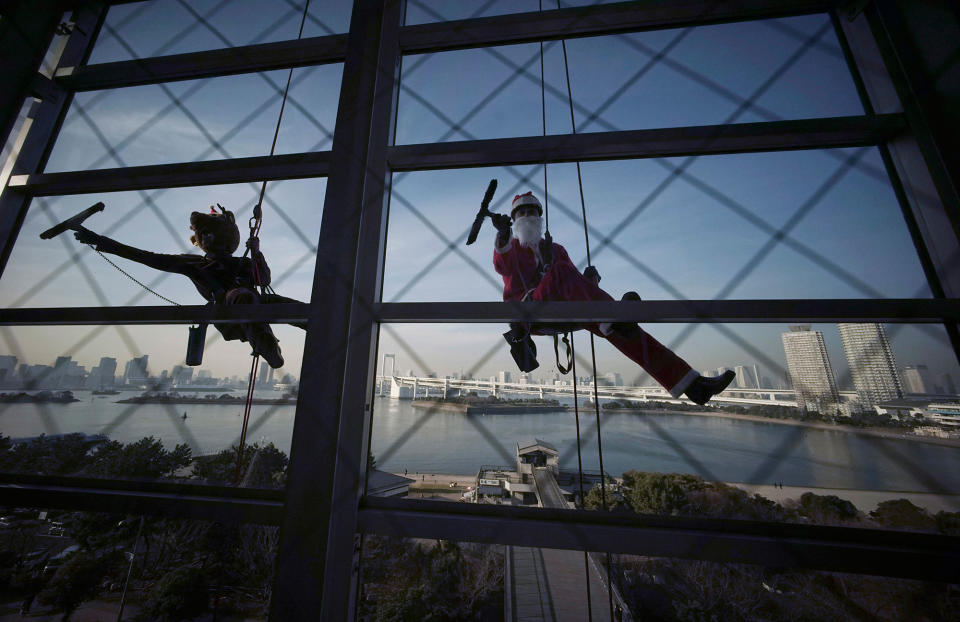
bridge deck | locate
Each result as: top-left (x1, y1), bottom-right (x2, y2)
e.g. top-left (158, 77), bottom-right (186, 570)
top-left (506, 468), bottom-right (616, 621)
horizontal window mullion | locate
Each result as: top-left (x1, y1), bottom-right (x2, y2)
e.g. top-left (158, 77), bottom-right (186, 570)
top-left (0, 475), bottom-right (283, 525)
top-left (358, 498), bottom-right (960, 583)
top-left (376, 299), bottom-right (959, 323)
top-left (9, 151), bottom-right (331, 196)
top-left (2, 299), bottom-right (956, 326)
top-left (56, 33), bottom-right (349, 92)
top-left (388, 115), bottom-right (904, 171)
top-left (399, 0), bottom-right (835, 55)
top-left (0, 303), bottom-right (309, 325)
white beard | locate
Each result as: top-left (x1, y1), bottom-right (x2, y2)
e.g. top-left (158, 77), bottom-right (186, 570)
top-left (513, 215), bottom-right (542, 248)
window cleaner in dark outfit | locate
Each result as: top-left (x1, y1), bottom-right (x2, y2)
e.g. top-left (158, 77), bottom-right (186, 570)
top-left (492, 192), bottom-right (734, 405)
top-left (60, 205), bottom-right (302, 368)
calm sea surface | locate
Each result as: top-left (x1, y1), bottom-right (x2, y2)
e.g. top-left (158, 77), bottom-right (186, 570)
top-left (2, 392), bottom-right (959, 493)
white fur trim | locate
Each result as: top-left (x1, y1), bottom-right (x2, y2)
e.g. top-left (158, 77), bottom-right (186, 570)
top-left (669, 368), bottom-right (699, 398)
top-left (495, 238), bottom-right (512, 254)
top-left (511, 193), bottom-right (542, 210)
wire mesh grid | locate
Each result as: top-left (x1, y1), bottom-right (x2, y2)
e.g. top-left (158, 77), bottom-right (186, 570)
top-left (0, 2), bottom-right (957, 614)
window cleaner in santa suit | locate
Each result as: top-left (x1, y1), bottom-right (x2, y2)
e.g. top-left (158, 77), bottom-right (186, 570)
top-left (492, 191), bottom-right (735, 405)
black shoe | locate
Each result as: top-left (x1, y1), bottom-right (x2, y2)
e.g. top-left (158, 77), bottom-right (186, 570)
top-left (684, 370), bottom-right (735, 405)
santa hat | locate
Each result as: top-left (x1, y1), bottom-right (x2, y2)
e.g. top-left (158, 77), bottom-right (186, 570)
top-left (510, 192), bottom-right (543, 218)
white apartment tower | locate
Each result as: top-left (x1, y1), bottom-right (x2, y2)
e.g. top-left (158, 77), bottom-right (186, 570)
top-left (781, 325), bottom-right (840, 414)
top-left (901, 365), bottom-right (932, 395)
top-left (837, 323), bottom-right (903, 407)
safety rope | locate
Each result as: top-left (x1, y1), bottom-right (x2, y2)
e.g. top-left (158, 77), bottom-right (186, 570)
top-left (235, 0), bottom-right (310, 481)
top-left (537, 4), bottom-right (594, 618)
top-left (560, 28), bottom-right (617, 621)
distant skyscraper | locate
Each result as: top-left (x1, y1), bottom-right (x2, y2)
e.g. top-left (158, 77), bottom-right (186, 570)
top-left (123, 355), bottom-right (149, 385)
top-left (98, 357), bottom-right (116, 387)
top-left (838, 323), bottom-right (902, 407)
top-left (0, 355), bottom-right (16, 385)
top-left (781, 325), bottom-right (840, 414)
top-left (902, 365), bottom-right (933, 395)
top-left (733, 364), bottom-right (760, 389)
top-left (498, 370), bottom-right (511, 384)
top-left (941, 373), bottom-right (957, 395)
top-left (258, 364), bottom-right (270, 384)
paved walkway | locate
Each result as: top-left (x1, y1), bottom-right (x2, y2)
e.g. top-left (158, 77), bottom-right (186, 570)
top-left (506, 468), bottom-right (622, 621)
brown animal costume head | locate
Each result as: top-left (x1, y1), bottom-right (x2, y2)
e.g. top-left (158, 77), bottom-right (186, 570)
top-left (190, 205), bottom-right (240, 255)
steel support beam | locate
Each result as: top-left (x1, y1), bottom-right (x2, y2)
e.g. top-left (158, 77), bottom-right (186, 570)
top-left (1, 299), bottom-right (957, 326)
top-left (44, 1), bottom-right (835, 95)
top-left (358, 498), bottom-right (960, 583)
top-left (10, 116), bottom-right (896, 196)
top-left (270, 1), bottom-right (388, 620)
top-left (9, 151), bottom-right (331, 196)
top-left (0, 302), bottom-right (309, 325)
top-left (388, 115), bottom-right (903, 171)
top-left (56, 33), bottom-right (348, 91)
top-left (399, 0), bottom-right (835, 55)
top-left (0, 0), bottom-right (61, 154)
top-left (319, 0), bottom-right (403, 618)
top-left (0, 474), bottom-right (283, 524)
top-left (0, 4), bottom-right (104, 279)
top-left (3, 474), bottom-right (957, 584)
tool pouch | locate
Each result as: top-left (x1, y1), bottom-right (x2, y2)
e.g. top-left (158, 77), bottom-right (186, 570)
top-left (503, 323), bottom-right (538, 372)
top-left (186, 323), bottom-right (208, 366)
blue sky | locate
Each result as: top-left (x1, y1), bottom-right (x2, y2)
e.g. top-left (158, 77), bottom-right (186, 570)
top-left (0, 2), bottom-right (957, 389)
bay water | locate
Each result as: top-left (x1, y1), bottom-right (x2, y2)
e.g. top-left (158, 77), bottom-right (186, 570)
top-left (2, 391), bottom-right (959, 493)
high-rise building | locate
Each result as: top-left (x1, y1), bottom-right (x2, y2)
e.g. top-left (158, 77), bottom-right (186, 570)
top-left (902, 364), bottom-right (933, 395)
top-left (781, 325), bottom-right (840, 414)
top-left (123, 355), bottom-right (149, 386)
top-left (498, 370), bottom-right (511, 384)
top-left (837, 323), bottom-right (902, 407)
top-left (941, 373), bottom-right (957, 395)
top-left (733, 364), bottom-right (760, 389)
top-left (98, 357), bottom-right (116, 387)
top-left (258, 364), bottom-right (270, 384)
top-left (0, 355), bottom-right (16, 386)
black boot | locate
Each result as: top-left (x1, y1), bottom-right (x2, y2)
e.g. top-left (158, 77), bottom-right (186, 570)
top-left (245, 323), bottom-right (284, 369)
top-left (684, 370), bottom-right (735, 406)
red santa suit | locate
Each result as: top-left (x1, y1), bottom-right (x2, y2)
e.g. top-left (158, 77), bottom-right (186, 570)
top-left (494, 236), bottom-right (698, 397)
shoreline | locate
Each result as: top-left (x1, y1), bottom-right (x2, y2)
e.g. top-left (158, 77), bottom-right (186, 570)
top-left (402, 398), bottom-right (960, 448)
top-left (645, 408), bottom-right (960, 448)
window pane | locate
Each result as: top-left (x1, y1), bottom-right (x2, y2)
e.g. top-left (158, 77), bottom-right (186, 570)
top-left (358, 535), bottom-right (505, 620)
top-left (395, 15), bottom-right (862, 144)
top-left (610, 555), bottom-right (958, 619)
top-left (371, 322), bottom-right (960, 504)
top-left (0, 181), bottom-right (322, 308)
top-left (383, 151), bottom-right (928, 303)
top-left (0, 325), bottom-right (301, 485)
top-left (46, 66), bottom-right (342, 172)
top-left (0, 507), bottom-right (277, 619)
top-left (87, 0), bottom-right (353, 64)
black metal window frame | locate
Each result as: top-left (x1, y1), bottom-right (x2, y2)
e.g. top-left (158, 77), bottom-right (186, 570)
top-left (1, 1), bottom-right (959, 620)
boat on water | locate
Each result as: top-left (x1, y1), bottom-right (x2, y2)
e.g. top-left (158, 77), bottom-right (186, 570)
top-left (92, 389), bottom-right (121, 395)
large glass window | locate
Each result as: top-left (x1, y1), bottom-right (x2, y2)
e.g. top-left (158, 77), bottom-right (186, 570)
top-left (87, 0), bottom-right (353, 64)
top-left (395, 15), bottom-right (862, 144)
